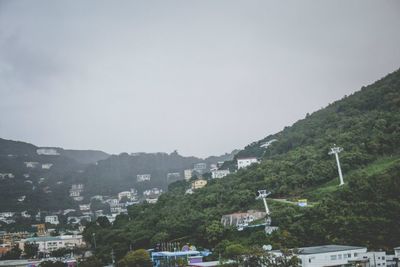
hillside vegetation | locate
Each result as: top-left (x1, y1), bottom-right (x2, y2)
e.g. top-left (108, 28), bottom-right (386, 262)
top-left (83, 68), bottom-right (400, 263)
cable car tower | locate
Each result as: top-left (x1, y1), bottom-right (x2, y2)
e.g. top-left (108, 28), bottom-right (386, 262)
top-left (329, 145), bottom-right (344, 186)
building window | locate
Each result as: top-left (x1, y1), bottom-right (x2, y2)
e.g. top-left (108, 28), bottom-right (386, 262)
top-left (331, 255), bottom-right (337, 260)
top-left (338, 254), bottom-right (342, 260)
top-left (354, 253), bottom-right (358, 257)
top-left (382, 257), bottom-right (385, 260)
top-left (348, 253), bottom-right (352, 258)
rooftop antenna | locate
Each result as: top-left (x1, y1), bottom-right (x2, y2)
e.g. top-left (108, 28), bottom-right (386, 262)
top-left (329, 144), bottom-right (344, 186)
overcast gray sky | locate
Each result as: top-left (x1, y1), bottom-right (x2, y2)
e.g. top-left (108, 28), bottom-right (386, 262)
top-left (0, 0), bottom-right (399, 158)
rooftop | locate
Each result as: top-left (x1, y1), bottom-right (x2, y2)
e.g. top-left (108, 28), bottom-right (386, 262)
top-left (297, 245), bottom-right (366, 255)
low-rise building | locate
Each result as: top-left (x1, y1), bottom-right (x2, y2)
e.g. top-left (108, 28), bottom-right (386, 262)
top-left (79, 204), bottom-right (91, 211)
top-left (20, 235), bottom-right (84, 253)
top-left (24, 162), bottom-right (39, 168)
top-left (211, 169), bottom-right (230, 179)
top-left (221, 210), bottom-right (266, 227)
top-left (0, 173), bottom-right (15, 179)
top-left (44, 215), bottom-right (59, 225)
top-left (41, 163), bottom-right (53, 169)
top-left (349, 251), bottom-right (387, 267)
top-left (272, 245), bottom-right (367, 267)
top-left (237, 157), bottom-right (258, 169)
top-left (184, 169), bottom-right (193, 181)
top-left (167, 172), bottom-right (181, 182)
top-left (137, 174), bottom-right (151, 182)
top-left (193, 163), bottom-right (207, 174)
top-left (192, 179), bottom-right (207, 190)
top-left (36, 148), bottom-right (60, 155)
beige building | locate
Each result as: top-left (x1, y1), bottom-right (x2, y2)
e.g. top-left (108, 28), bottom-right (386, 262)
top-left (191, 179), bottom-right (207, 190)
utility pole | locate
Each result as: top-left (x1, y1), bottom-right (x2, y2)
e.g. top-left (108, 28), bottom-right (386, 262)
top-left (256, 190), bottom-right (271, 216)
top-left (92, 233), bottom-right (97, 251)
top-left (111, 248), bottom-right (115, 266)
top-left (329, 144), bottom-right (344, 186)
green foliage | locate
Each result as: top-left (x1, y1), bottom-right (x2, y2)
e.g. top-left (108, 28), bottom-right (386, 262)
top-left (24, 242), bottom-right (39, 259)
top-left (78, 256), bottom-right (103, 267)
top-left (78, 69), bottom-right (400, 263)
top-left (1, 244), bottom-right (22, 260)
top-left (118, 249), bottom-right (152, 267)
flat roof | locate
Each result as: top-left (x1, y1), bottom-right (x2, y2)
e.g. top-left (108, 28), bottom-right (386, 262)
top-left (297, 245), bottom-right (366, 255)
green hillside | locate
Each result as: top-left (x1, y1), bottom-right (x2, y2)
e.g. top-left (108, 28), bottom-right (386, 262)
top-left (82, 68), bottom-right (400, 264)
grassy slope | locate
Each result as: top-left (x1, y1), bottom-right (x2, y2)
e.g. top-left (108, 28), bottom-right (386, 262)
top-left (303, 155), bottom-right (400, 200)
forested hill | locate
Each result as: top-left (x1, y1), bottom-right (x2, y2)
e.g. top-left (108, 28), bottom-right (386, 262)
top-left (0, 138), bottom-right (237, 212)
top-left (224, 68), bottom-right (400, 195)
top-left (82, 68), bottom-right (400, 264)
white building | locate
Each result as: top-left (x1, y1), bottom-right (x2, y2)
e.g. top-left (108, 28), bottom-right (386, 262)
top-left (272, 245), bottom-right (367, 267)
top-left (44, 215), bottom-right (60, 225)
top-left (0, 173), bottom-right (14, 179)
top-left (118, 191), bottom-right (133, 201)
top-left (237, 157), bottom-right (258, 169)
top-left (350, 251), bottom-right (387, 267)
top-left (24, 162), bottom-right (39, 168)
top-left (69, 184), bottom-right (84, 198)
top-left (211, 169), bottom-right (230, 179)
top-left (41, 163), bottom-right (53, 169)
top-left (137, 174), bottom-right (151, 182)
top-left (167, 172), bottom-right (181, 181)
top-left (36, 148), bottom-right (60, 155)
top-left (79, 204), bottom-right (91, 211)
top-left (21, 235), bottom-right (83, 253)
top-left (184, 169), bottom-right (193, 181)
top-left (193, 163), bottom-right (207, 174)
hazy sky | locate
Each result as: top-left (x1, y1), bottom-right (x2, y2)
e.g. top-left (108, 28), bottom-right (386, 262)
top-left (0, 1), bottom-right (399, 157)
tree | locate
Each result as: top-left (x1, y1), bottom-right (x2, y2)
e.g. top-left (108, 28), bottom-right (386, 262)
top-left (78, 256), bottom-right (103, 267)
top-left (50, 248), bottom-right (71, 258)
top-left (224, 244), bottom-right (247, 264)
top-left (119, 249), bottom-right (152, 267)
top-left (24, 242), bottom-right (39, 259)
top-left (1, 244), bottom-right (22, 260)
top-left (205, 220), bottom-right (225, 246)
top-left (96, 216), bottom-right (111, 228)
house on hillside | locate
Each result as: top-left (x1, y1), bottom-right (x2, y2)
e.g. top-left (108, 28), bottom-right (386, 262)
top-left (237, 157), bottom-right (258, 169)
top-left (221, 210), bottom-right (266, 227)
top-left (193, 163), bottom-right (207, 174)
top-left (44, 215), bottom-right (59, 225)
top-left (137, 174), bottom-right (151, 182)
top-left (191, 179), bottom-right (207, 190)
top-left (184, 169), bottom-right (193, 181)
top-left (36, 148), bottom-right (60, 155)
top-left (211, 169), bottom-right (230, 179)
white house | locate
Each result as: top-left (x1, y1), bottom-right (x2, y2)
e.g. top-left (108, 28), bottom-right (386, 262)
top-left (41, 163), bottom-right (53, 169)
top-left (137, 174), bottom-right (151, 182)
top-left (79, 204), bottom-right (91, 211)
top-left (167, 172), bottom-right (181, 181)
top-left (44, 215), bottom-right (60, 225)
top-left (24, 162), bottom-right (39, 168)
top-left (272, 245), bottom-right (367, 267)
top-left (193, 163), bottom-right (207, 174)
top-left (118, 191), bottom-right (133, 201)
top-left (36, 148), bottom-right (60, 155)
top-left (0, 173), bottom-right (15, 179)
top-left (184, 169), bottom-right (193, 181)
top-left (69, 184), bottom-right (84, 198)
top-left (211, 169), bottom-right (230, 179)
top-left (237, 157), bottom-right (258, 169)
top-left (20, 235), bottom-right (83, 253)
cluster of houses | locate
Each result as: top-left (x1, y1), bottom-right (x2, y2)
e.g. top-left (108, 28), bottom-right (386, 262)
top-left (0, 230), bottom-right (84, 260)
